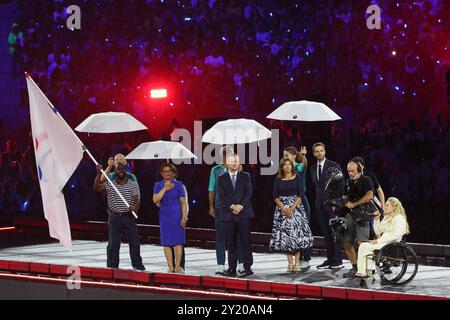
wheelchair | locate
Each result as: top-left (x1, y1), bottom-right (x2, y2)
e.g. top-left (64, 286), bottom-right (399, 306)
top-left (359, 237), bottom-right (419, 288)
top-left (324, 191), bottom-right (419, 288)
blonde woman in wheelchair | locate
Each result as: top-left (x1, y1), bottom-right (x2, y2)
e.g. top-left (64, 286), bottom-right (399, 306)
top-left (355, 197), bottom-right (410, 278)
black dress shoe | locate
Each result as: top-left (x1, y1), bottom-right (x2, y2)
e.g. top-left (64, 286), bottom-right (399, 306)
top-left (223, 269), bottom-right (237, 277)
top-left (317, 260), bottom-right (331, 269)
top-left (133, 266), bottom-right (146, 271)
top-left (244, 268), bottom-right (254, 276)
top-left (237, 268), bottom-right (254, 278)
top-left (329, 262), bottom-right (344, 269)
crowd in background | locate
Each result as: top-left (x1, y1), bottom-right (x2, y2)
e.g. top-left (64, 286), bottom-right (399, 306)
top-left (9, 0), bottom-right (449, 123)
top-left (2, 0), bottom-right (449, 244)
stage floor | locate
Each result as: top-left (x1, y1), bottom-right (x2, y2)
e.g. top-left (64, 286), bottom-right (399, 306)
top-left (0, 240), bottom-right (449, 298)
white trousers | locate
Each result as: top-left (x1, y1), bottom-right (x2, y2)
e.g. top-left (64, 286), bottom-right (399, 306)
top-left (356, 242), bottom-right (385, 275)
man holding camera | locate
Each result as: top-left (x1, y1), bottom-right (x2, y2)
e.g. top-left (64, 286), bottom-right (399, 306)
top-left (341, 160), bottom-right (374, 278)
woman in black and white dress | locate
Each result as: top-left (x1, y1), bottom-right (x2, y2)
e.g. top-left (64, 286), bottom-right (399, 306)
top-left (270, 159), bottom-right (314, 272)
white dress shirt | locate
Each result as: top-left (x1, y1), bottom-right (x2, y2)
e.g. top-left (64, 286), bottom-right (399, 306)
top-left (317, 158), bottom-right (326, 180)
top-left (228, 171), bottom-right (242, 211)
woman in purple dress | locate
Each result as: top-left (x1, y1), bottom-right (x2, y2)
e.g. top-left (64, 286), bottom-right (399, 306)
top-left (153, 163), bottom-right (188, 273)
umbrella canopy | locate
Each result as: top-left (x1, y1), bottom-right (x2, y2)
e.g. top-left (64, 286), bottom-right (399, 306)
top-left (202, 119), bottom-right (272, 145)
top-left (126, 141), bottom-right (196, 160)
top-left (75, 112), bottom-right (147, 133)
top-left (267, 100), bottom-right (342, 122)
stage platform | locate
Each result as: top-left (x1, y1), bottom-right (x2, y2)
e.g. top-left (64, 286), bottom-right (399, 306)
top-left (0, 240), bottom-right (449, 300)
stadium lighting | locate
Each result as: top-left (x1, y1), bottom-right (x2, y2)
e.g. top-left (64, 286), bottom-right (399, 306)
top-left (150, 89), bottom-right (168, 99)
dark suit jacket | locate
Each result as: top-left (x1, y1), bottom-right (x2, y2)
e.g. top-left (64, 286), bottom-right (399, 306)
top-left (218, 171), bottom-right (254, 222)
top-left (309, 159), bottom-right (342, 210)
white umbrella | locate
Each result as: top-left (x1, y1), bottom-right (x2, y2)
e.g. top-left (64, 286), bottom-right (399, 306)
top-left (75, 112), bottom-right (147, 133)
top-left (202, 119), bottom-right (272, 145)
top-left (267, 100), bottom-right (342, 122)
top-left (126, 141), bottom-right (196, 160)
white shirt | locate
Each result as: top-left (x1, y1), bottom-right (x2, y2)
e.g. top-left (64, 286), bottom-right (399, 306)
top-left (317, 158), bottom-right (326, 180)
top-left (228, 171), bottom-right (242, 211)
top-left (228, 170), bottom-right (238, 180)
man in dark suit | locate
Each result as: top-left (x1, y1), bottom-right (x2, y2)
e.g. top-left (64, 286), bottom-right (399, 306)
top-left (310, 142), bottom-right (344, 269)
top-left (218, 154), bottom-right (254, 277)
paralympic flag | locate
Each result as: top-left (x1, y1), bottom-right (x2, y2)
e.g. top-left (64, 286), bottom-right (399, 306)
top-left (26, 75), bottom-right (84, 250)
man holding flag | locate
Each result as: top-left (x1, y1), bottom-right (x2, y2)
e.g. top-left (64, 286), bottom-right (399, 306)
top-left (94, 163), bottom-right (145, 271)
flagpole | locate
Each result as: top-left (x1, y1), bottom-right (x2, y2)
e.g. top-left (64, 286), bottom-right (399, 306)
top-left (25, 73), bottom-right (138, 219)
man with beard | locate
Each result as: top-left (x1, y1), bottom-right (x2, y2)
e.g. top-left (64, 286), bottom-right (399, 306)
top-left (342, 160), bottom-right (374, 278)
top-left (94, 163), bottom-right (145, 271)
top-left (310, 143), bottom-right (344, 269)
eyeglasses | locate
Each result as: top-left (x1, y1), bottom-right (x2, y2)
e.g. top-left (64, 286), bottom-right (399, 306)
top-left (161, 170), bottom-right (173, 173)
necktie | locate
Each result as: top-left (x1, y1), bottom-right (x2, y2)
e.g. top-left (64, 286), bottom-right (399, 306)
top-left (318, 164), bottom-right (322, 180)
top-left (231, 174), bottom-right (237, 189)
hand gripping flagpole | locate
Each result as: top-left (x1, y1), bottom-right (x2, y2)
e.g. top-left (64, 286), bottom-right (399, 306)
top-left (25, 73), bottom-right (138, 219)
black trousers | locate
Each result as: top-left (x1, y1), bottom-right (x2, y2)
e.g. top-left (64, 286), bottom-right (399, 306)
top-left (107, 212), bottom-right (144, 270)
top-left (223, 219), bottom-right (253, 271)
top-left (316, 204), bottom-right (343, 265)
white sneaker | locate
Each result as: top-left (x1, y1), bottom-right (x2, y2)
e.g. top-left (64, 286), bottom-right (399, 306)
top-left (215, 265), bottom-right (226, 275)
top-left (299, 261), bottom-right (310, 269)
top-left (237, 263), bottom-right (245, 274)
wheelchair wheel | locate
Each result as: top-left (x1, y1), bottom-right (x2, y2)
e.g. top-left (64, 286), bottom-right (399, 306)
top-left (375, 242), bottom-right (418, 286)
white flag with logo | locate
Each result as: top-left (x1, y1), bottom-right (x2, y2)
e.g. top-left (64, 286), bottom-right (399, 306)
top-left (27, 76), bottom-right (84, 250)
